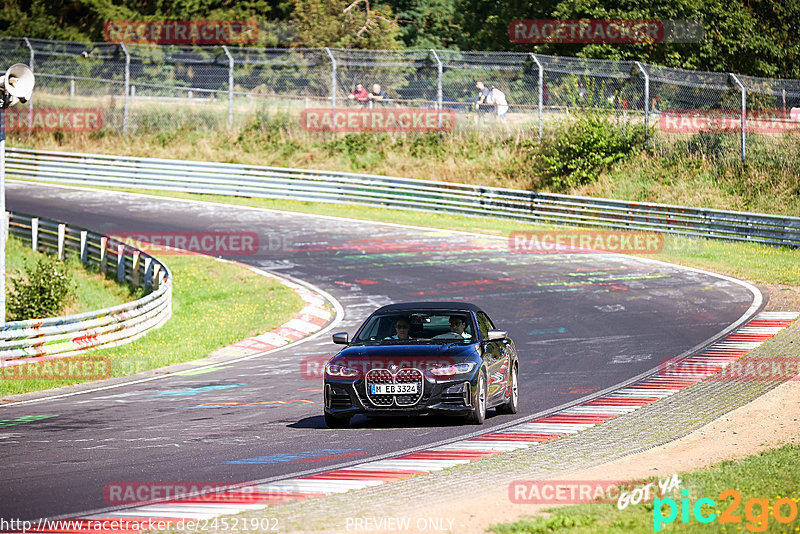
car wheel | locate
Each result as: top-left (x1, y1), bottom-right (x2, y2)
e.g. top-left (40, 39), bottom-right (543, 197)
top-left (496, 364), bottom-right (518, 414)
top-left (466, 372), bottom-right (487, 425)
top-left (324, 412), bottom-right (351, 428)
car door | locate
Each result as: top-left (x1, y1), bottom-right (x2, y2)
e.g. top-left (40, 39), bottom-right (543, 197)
top-left (477, 312), bottom-right (508, 402)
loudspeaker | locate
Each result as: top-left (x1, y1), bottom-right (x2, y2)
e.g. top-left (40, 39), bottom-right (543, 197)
top-left (0, 63), bottom-right (35, 107)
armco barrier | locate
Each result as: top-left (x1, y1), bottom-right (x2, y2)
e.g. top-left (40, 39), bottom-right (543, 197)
top-left (1, 212), bottom-right (172, 363)
top-left (6, 147), bottom-right (800, 248)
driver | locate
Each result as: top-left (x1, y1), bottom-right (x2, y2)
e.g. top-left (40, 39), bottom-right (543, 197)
top-left (387, 317), bottom-right (411, 339)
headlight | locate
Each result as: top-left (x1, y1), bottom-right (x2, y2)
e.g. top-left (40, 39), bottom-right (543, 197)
top-left (429, 362), bottom-right (476, 377)
top-left (325, 363), bottom-right (360, 378)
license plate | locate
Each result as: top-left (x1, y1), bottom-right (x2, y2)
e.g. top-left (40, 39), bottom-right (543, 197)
top-left (370, 383), bottom-right (419, 395)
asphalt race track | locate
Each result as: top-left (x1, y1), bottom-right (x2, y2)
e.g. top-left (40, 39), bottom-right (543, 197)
top-left (1, 181), bottom-right (760, 522)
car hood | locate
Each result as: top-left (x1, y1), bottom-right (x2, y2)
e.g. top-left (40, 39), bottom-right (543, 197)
top-left (334, 343), bottom-right (476, 360)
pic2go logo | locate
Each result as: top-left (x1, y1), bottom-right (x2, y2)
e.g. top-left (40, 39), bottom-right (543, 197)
top-left (654, 489), bottom-right (799, 532)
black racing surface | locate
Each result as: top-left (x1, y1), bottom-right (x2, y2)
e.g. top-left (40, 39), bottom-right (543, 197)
top-left (1, 182), bottom-right (758, 521)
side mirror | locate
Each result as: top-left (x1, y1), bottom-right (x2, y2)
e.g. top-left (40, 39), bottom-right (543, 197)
top-left (487, 329), bottom-right (507, 341)
top-left (332, 332), bottom-right (349, 345)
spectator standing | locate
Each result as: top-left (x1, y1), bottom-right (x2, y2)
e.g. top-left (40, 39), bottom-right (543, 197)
top-left (368, 83), bottom-right (389, 106)
top-left (491, 85), bottom-right (508, 120)
top-left (348, 83), bottom-right (369, 106)
top-left (475, 80), bottom-right (493, 114)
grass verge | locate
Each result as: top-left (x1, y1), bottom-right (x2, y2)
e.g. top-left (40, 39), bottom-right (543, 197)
top-left (6, 235), bottom-right (133, 318)
top-left (0, 254), bottom-right (305, 397)
top-left (489, 443), bottom-right (800, 533)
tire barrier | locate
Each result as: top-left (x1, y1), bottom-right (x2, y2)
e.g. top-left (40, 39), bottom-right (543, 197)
top-left (1, 212), bottom-right (172, 365)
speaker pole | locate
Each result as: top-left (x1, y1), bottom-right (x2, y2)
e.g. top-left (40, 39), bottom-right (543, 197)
top-left (1, 105), bottom-right (6, 321)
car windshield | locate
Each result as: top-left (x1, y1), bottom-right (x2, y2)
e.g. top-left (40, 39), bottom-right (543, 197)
top-left (354, 311), bottom-right (475, 344)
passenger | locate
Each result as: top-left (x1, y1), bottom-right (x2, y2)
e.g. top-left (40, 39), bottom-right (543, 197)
top-left (434, 315), bottom-right (472, 339)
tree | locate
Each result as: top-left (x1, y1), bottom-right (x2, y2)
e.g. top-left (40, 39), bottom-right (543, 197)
top-left (292, 0), bottom-right (402, 48)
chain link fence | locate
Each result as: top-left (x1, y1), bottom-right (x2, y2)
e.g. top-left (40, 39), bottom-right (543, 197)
top-left (2, 36), bottom-right (799, 161)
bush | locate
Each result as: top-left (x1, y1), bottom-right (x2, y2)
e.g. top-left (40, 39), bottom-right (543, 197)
top-left (537, 112), bottom-right (646, 190)
top-left (8, 257), bottom-right (75, 321)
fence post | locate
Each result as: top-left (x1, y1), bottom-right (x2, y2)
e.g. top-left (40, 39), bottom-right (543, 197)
top-left (324, 47), bottom-right (337, 112)
top-left (144, 257), bottom-right (153, 287)
top-left (57, 223), bottom-right (66, 260)
top-left (634, 61), bottom-right (650, 150)
top-left (31, 217), bottom-right (39, 252)
top-left (729, 73), bottom-right (746, 162)
top-left (222, 45), bottom-right (234, 130)
top-left (530, 54), bottom-right (543, 141)
top-left (80, 230), bottom-right (88, 263)
top-left (431, 49), bottom-right (443, 129)
top-left (100, 236), bottom-right (108, 274)
top-left (23, 37), bottom-right (34, 128)
top-left (132, 250), bottom-right (140, 286)
top-left (117, 243), bottom-right (125, 283)
top-left (120, 43), bottom-right (130, 134)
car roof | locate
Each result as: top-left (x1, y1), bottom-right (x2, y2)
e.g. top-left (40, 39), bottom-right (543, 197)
top-left (373, 302), bottom-right (484, 313)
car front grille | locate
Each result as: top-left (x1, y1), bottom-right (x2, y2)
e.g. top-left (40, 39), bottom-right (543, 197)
top-left (365, 368), bottom-right (424, 408)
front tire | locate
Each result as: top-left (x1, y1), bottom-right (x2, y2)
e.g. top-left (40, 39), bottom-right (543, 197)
top-left (496, 364), bottom-right (519, 414)
top-left (466, 372), bottom-right (487, 425)
top-left (324, 412), bottom-right (351, 428)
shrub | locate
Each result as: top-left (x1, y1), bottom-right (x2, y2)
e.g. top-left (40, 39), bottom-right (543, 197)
top-left (536, 112), bottom-right (646, 191)
top-left (7, 257), bottom-right (76, 321)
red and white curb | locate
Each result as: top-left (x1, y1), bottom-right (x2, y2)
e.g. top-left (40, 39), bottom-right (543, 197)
top-left (21, 311), bottom-right (798, 532)
top-left (210, 264), bottom-right (333, 358)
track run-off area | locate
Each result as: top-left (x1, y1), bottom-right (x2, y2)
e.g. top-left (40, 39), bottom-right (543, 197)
top-left (1, 181), bottom-right (763, 525)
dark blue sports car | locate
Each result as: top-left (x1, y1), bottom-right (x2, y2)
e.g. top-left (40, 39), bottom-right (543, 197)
top-left (323, 302), bottom-right (519, 428)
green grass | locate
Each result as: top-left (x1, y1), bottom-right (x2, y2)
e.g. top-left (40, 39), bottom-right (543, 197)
top-left (0, 254), bottom-right (305, 396)
top-left (6, 236), bottom-right (133, 319)
top-left (489, 444), bottom-right (800, 533)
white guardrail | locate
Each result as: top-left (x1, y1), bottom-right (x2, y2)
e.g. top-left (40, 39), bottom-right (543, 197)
top-left (5, 147), bottom-right (800, 248)
top-left (2, 212), bottom-right (172, 362)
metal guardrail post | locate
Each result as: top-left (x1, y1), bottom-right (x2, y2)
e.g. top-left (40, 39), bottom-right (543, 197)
top-left (57, 223), bottom-right (65, 260)
top-left (119, 43), bottom-right (130, 134)
top-left (431, 49), bottom-right (443, 129)
top-left (117, 243), bottom-right (125, 283)
top-left (23, 37), bottom-right (34, 128)
top-left (634, 62), bottom-right (650, 149)
top-left (530, 54), bottom-right (543, 141)
top-left (100, 236), bottom-right (108, 273)
top-left (31, 217), bottom-right (38, 251)
top-left (80, 230), bottom-right (88, 263)
top-left (222, 45), bottom-right (234, 130)
top-left (729, 73), bottom-right (746, 163)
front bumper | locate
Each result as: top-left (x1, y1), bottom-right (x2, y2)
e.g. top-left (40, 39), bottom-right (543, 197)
top-left (324, 376), bottom-right (476, 417)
